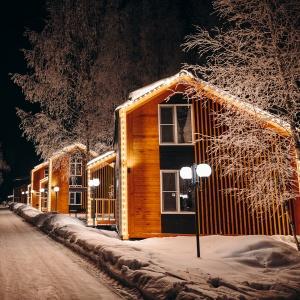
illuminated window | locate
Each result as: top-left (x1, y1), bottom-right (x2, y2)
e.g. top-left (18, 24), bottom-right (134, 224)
top-left (70, 157), bottom-right (82, 176)
top-left (159, 105), bottom-right (192, 144)
top-left (161, 170), bottom-right (194, 213)
top-left (69, 191), bottom-right (82, 205)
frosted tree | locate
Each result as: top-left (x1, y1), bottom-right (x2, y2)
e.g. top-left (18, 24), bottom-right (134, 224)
top-left (12, 0), bottom-right (118, 161)
top-left (184, 0), bottom-right (300, 244)
top-left (12, 0), bottom-right (215, 161)
top-left (0, 144), bottom-right (10, 186)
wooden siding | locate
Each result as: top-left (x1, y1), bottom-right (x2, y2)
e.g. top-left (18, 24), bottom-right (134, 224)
top-left (31, 167), bottom-right (47, 209)
top-left (193, 97), bottom-right (294, 235)
top-left (50, 156), bottom-right (70, 213)
top-left (126, 97), bottom-right (163, 238)
top-left (91, 164), bottom-right (116, 225)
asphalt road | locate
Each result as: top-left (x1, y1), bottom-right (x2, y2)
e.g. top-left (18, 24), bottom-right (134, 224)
top-left (0, 208), bottom-right (121, 300)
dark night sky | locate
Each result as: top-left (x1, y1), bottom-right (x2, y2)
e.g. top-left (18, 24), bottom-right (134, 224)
top-left (0, 0), bottom-right (215, 199)
top-left (0, 1), bottom-right (46, 198)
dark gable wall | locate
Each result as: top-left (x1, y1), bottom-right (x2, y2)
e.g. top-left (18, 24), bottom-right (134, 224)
top-left (160, 93), bottom-right (195, 234)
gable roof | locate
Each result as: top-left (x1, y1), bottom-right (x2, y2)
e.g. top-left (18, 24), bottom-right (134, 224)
top-left (32, 161), bottom-right (49, 172)
top-left (87, 150), bottom-right (116, 169)
top-left (116, 71), bottom-right (291, 137)
top-left (50, 142), bottom-right (98, 160)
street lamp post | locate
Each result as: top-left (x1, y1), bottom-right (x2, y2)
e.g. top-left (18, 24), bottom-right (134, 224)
top-left (180, 163), bottom-right (212, 258)
top-left (53, 186), bottom-right (59, 212)
top-left (88, 178), bottom-right (100, 228)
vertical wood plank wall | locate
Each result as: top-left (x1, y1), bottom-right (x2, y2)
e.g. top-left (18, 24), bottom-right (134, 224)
top-left (32, 167), bottom-right (46, 209)
top-left (50, 156), bottom-right (70, 213)
top-left (193, 97), bottom-right (293, 235)
top-left (126, 98), bottom-right (162, 238)
top-left (91, 164), bottom-right (115, 199)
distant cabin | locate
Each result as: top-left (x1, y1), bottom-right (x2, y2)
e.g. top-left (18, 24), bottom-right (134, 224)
top-left (30, 143), bottom-right (97, 214)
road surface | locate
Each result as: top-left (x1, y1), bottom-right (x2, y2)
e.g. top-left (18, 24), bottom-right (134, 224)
top-left (0, 208), bottom-right (121, 300)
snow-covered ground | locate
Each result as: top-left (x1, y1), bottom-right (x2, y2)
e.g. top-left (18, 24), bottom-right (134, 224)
top-left (10, 202), bottom-right (300, 299)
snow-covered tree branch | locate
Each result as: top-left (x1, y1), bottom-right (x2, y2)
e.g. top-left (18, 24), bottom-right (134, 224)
top-left (184, 0), bottom-right (300, 214)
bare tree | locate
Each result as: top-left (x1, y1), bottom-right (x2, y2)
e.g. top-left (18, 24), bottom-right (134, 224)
top-left (183, 0), bottom-right (300, 243)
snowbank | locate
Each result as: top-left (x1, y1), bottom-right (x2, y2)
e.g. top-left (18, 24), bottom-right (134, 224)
top-left (12, 204), bottom-right (300, 299)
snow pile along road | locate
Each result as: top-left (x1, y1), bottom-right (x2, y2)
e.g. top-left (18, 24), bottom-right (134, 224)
top-left (10, 203), bottom-right (300, 299)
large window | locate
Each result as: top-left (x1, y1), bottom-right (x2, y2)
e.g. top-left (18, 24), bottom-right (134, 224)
top-left (159, 105), bottom-right (192, 144)
top-left (70, 157), bottom-right (82, 176)
top-left (69, 191), bottom-right (82, 205)
top-left (161, 170), bottom-right (194, 213)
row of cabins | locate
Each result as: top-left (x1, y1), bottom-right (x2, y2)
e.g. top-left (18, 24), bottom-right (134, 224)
top-left (26, 71), bottom-right (300, 239)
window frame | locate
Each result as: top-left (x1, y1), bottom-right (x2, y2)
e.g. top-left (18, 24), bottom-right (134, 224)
top-left (158, 104), bottom-right (194, 145)
top-left (160, 170), bottom-right (195, 214)
top-left (70, 157), bottom-right (83, 176)
top-left (69, 191), bottom-right (82, 205)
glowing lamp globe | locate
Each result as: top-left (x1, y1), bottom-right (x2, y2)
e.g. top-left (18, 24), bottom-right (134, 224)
top-left (180, 167), bottom-right (193, 180)
top-left (40, 188), bottom-right (45, 193)
top-left (196, 164), bottom-right (212, 178)
top-left (54, 186), bottom-right (60, 192)
top-left (93, 178), bottom-right (100, 187)
top-left (88, 178), bottom-right (100, 187)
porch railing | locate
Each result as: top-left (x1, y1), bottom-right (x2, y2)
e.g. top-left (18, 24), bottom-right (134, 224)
top-left (93, 198), bottom-right (116, 225)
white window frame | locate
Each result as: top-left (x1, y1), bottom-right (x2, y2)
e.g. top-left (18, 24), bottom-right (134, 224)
top-left (160, 170), bottom-right (195, 214)
top-left (69, 191), bottom-right (82, 205)
top-left (70, 157), bottom-right (82, 176)
top-left (158, 104), bottom-right (194, 145)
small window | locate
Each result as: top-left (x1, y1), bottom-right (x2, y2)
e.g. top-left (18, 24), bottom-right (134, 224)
top-left (70, 157), bottom-right (82, 176)
top-left (159, 105), bottom-right (192, 144)
top-left (160, 107), bottom-right (175, 143)
top-left (69, 191), bottom-right (82, 205)
top-left (176, 106), bottom-right (192, 143)
top-left (161, 170), bottom-right (194, 213)
top-left (162, 172), bottom-right (177, 212)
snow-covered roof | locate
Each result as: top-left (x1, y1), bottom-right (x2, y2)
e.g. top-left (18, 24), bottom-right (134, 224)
top-left (116, 70), bottom-right (193, 111)
top-left (87, 150), bottom-right (116, 168)
top-left (116, 70), bottom-right (290, 135)
top-left (50, 142), bottom-right (98, 160)
top-left (196, 79), bottom-right (291, 134)
top-left (33, 161), bottom-right (49, 171)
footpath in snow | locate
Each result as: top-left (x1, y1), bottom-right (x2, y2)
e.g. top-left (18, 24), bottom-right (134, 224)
top-left (10, 203), bottom-right (300, 300)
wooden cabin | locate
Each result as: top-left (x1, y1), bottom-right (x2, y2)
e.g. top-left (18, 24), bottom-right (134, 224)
top-left (87, 151), bottom-right (116, 226)
top-left (13, 183), bottom-right (29, 204)
top-left (47, 143), bottom-right (97, 214)
top-left (113, 71), bottom-right (300, 239)
top-left (31, 161), bottom-right (49, 210)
